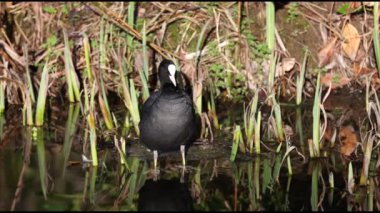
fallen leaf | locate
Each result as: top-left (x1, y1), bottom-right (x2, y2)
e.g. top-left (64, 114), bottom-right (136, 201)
top-left (275, 58), bottom-right (296, 77)
top-left (342, 23), bottom-right (360, 61)
top-left (321, 72), bottom-right (351, 89)
top-left (339, 125), bottom-right (358, 156)
top-left (318, 37), bottom-right (337, 67)
top-left (352, 62), bottom-right (376, 75)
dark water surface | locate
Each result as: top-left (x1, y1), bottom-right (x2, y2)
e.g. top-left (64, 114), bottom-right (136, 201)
top-left (0, 90), bottom-right (379, 211)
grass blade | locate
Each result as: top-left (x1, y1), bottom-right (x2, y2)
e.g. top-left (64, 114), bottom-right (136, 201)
top-left (374, 2), bottom-right (380, 75)
top-left (266, 2), bottom-right (276, 52)
top-left (35, 63), bottom-right (49, 126)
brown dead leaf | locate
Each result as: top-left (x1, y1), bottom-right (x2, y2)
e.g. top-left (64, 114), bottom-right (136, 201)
top-left (352, 63), bottom-right (376, 75)
top-left (342, 23), bottom-right (360, 61)
top-left (339, 125), bottom-right (358, 156)
top-left (318, 37), bottom-right (337, 67)
top-left (275, 58), bottom-right (296, 77)
top-left (321, 72), bottom-right (351, 89)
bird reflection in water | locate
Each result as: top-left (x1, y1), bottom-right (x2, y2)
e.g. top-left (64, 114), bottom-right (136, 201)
top-left (138, 178), bottom-right (193, 211)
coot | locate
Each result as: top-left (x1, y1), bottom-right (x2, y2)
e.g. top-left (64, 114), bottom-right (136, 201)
top-left (139, 59), bottom-right (198, 168)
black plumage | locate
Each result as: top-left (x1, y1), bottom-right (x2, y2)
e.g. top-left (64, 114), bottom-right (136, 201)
top-left (139, 59), bottom-right (198, 153)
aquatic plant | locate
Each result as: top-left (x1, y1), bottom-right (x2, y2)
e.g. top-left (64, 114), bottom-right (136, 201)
top-left (83, 78), bottom-right (98, 166)
top-left (230, 125), bottom-right (244, 162)
top-left (296, 50), bottom-right (308, 105)
top-left (374, 2), bottom-right (380, 75)
top-left (311, 71), bottom-right (322, 158)
top-left (140, 21), bottom-right (150, 101)
top-left (63, 30), bottom-right (81, 103)
top-left (98, 19), bottom-right (115, 130)
top-left (35, 63), bottom-right (49, 126)
top-left (266, 2), bottom-right (275, 52)
top-left (243, 89), bottom-right (259, 154)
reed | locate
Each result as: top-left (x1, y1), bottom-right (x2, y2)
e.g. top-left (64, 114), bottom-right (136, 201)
top-left (194, 19), bottom-right (212, 115)
top-left (295, 108), bottom-right (305, 153)
top-left (296, 50), bottom-right (308, 105)
top-left (310, 162), bottom-right (320, 211)
top-left (266, 2), bottom-right (276, 52)
top-left (35, 63), bottom-right (49, 126)
top-left (374, 2), bottom-right (380, 75)
top-left (89, 166), bottom-right (98, 204)
top-left (140, 20), bottom-right (150, 101)
top-left (359, 130), bottom-right (375, 186)
top-left (114, 136), bottom-right (130, 171)
top-left (23, 45), bottom-right (35, 103)
top-left (99, 19), bottom-right (115, 130)
top-left (117, 54), bottom-right (140, 136)
top-left (254, 110), bottom-right (261, 154)
top-left (83, 79), bottom-right (98, 166)
top-left (348, 161), bottom-right (354, 194)
top-left (63, 30), bottom-right (81, 102)
top-left (129, 79), bottom-right (140, 135)
top-left (244, 89), bottom-right (259, 154)
top-left (62, 104), bottom-right (80, 176)
top-left (0, 81), bottom-right (4, 114)
top-left (36, 128), bottom-right (47, 200)
top-left (311, 71), bottom-right (322, 158)
top-left (272, 97), bottom-right (284, 142)
top-left (230, 125), bottom-right (244, 162)
top-left (207, 84), bottom-right (220, 129)
top-left (23, 45), bottom-right (34, 126)
top-left (83, 33), bottom-right (93, 82)
top-left (127, 2), bottom-right (135, 52)
top-left (268, 52), bottom-right (278, 92)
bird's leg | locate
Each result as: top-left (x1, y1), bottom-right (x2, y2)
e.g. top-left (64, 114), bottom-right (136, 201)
top-left (180, 165), bottom-right (185, 183)
top-left (153, 150), bottom-right (158, 170)
top-left (180, 145), bottom-right (186, 167)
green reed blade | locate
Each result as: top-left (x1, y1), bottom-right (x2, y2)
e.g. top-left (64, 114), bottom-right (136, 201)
top-left (296, 49), bottom-right (308, 105)
top-left (273, 97), bottom-right (284, 142)
top-left (98, 18), bottom-right (114, 130)
top-left (89, 166), bottom-right (98, 204)
top-left (63, 30), bottom-right (81, 102)
top-left (194, 19), bottom-right (212, 115)
top-left (0, 81), bottom-right (4, 114)
top-left (312, 71), bottom-right (322, 157)
top-left (230, 125), bottom-right (243, 161)
top-left (127, 2), bottom-right (135, 52)
top-left (255, 110), bottom-right (262, 154)
top-left (140, 20), bottom-right (150, 101)
top-left (23, 45), bottom-right (35, 103)
top-left (62, 104), bottom-right (80, 177)
top-left (83, 33), bottom-right (93, 82)
top-left (311, 162), bottom-right (320, 211)
top-left (359, 135), bottom-right (374, 186)
top-left (266, 2), bottom-right (275, 52)
top-left (36, 128), bottom-right (47, 200)
top-left (268, 52), bottom-right (278, 92)
top-left (374, 2), bottom-right (380, 75)
top-left (35, 63), bottom-right (49, 126)
top-left (129, 79), bottom-right (140, 136)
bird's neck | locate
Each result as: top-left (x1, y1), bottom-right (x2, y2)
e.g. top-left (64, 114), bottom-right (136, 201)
top-left (161, 83), bottom-right (177, 91)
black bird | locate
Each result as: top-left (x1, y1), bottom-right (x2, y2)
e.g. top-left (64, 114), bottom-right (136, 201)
top-left (139, 59), bottom-right (198, 168)
top-left (138, 178), bottom-right (193, 211)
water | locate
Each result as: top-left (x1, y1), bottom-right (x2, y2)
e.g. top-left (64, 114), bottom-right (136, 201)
top-left (0, 90), bottom-right (378, 211)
